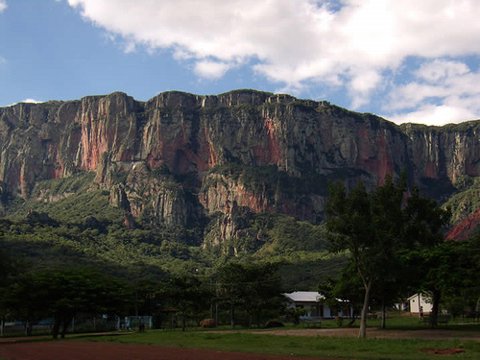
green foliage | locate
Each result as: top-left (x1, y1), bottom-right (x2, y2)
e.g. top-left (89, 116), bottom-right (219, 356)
top-left (3, 266), bottom-right (132, 338)
top-left (443, 176), bottom-right (480, 224)
top-left (34, 171), bottom-right (95, 195)
top-left (325, 177), bottom-right (449, 337)
top-left (276, 252), bottom-right (348, 291)
top-left (403, 237), bottom-right (480, 327)
top-left (204, 210), bottom-right (331, 257)
top-left (10, 190), bottom-right (124, 225)
top-left (0, 215), bottom-right (214, 279)
top-left (213, 261), bottom-right (285, 327)
top-left (253, 213), bottom-right (329, 254)
top-left (6, 172), bottom-right (126, 225)
top-left (165, 274), bottom-right (213, 330)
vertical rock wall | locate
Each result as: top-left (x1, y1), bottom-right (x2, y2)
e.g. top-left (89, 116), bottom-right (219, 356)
top-left (1, 90), bottom-right (480, 244)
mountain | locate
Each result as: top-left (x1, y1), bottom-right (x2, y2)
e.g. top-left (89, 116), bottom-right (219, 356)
top-left (1, 89), bottom-right (480, 253)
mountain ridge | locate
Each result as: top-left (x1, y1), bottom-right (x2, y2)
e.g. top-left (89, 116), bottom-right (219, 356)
top-left (1, 89), bottom-right (480, 249)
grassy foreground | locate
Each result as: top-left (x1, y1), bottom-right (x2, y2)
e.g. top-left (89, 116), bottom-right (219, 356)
top-left (87, 329), bottom-right (480, 360)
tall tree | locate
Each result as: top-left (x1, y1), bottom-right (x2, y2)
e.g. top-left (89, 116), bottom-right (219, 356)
top-left (165, 274), bottom-right (211, 331)
top-left (214, 262), bottom-right (284, 327)
top-left (325, 177), bottom-right (448, 338)
top-left (0, 247), bottom-right (19, 336)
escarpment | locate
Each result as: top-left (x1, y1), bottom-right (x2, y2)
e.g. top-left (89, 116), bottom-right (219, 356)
top-left (1, 89), bottom-right (480, 247)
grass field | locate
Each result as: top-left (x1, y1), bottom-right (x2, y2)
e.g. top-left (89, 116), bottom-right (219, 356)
top-left (88, 329), bottom-right (480, 360)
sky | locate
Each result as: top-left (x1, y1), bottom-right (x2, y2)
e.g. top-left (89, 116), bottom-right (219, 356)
top-left (1, 0), bottom-right (480, 126)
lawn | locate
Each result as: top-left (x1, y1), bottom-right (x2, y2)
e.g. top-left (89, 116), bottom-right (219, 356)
top-left (87, 329), bottom-right (480, 360)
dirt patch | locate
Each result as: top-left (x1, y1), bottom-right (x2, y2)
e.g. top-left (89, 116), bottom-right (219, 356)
top-left (0, 341), bottom-right (330, 360)
top-left (421, 348), bottom-right (466, 355)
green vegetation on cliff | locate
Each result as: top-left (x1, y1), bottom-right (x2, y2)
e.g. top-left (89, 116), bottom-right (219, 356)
top-left (8, 172), bottom-right (124, 224)
top-left (443, 176), bottom-right (480, 224)
top-left (1, 174), bottom-right (341, 290)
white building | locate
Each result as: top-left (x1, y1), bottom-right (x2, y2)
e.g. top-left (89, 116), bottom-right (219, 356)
top-left (284, 291), bottom-right (352, 319)
top-left (408, 293), bottom-right (433, 315)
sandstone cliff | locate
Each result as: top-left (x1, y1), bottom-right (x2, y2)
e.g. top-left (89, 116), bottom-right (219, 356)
top-left (1, 90), bottom-right (479, 247)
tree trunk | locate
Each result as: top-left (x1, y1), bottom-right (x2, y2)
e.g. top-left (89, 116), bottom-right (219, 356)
top-left (230, 304), bottom-right (235, 328)
top-left (52, 319), bottom-right (60, 339)
top-left (430, 290), bottom-right (441, 328)
top-left (24, 320), bottom-right (32, 336)
top-left (0, 316), bottom-right (4, 337)
top-left (381, 298), bottom-right (386, 329)
top-left (359, 280), bottom-right (372, 338)
top-left (347, 307), bottom-right (356, 327)
top-left (61, 317), bottom-right (73, 339)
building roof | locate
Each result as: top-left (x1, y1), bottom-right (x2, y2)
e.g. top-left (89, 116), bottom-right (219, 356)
top-left (284, 291), bottom-right (325, 302)
top-left (407, 293), bottom-right (432, 302)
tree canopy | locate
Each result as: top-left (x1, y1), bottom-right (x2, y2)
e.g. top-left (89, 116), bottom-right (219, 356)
top-left (326, 177), bottom-right (449, 337)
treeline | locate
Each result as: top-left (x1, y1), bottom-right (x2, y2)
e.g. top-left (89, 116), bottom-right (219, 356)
top-left (0, 256), bottom-right (285, 338)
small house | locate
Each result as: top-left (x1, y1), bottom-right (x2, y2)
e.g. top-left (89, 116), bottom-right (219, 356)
top-left (408, 293), bottom-right (433, 315)
top-left (284, 291), bottom-right (352, 319)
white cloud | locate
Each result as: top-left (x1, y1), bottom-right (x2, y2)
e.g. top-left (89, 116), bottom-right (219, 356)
top-left (0, 0), bottom-right (6, 13)
top-left (349, 69), bottom-right (383, 108)
top-left (21, 98), bottom-right (43, 104)
top-left (414, 60), bottom-right (470, 83)
top-left (67, 0), bottom-right (480, 123)
top-left (3, 98), bottom-right (44, 107)
top-left (385, 59), bottom-right (480, 125)
top-left (194, 60), bottom-right (231, 80)
top-left (388, 104), bottom-right (477, 126)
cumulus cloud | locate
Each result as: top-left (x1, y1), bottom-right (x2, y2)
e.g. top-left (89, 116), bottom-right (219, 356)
top-left (389, 104), bottom-right (478, 126)
top-left (67, 0), bottom-right (480, 124)
top-left (414, 59), bottom-right (470, 83)
top-left (0, 1), bottom-right (6, 13)
top-left (194, 60), bottom-right (232, 80)
top-left (385, 59), bottom-right (480, 125)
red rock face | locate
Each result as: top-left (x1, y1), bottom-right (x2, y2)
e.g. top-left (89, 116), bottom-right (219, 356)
top-left (355, 127), bottom-right (396, 184)
top-left (250, 117), bottom-right (282, 166)
top-left (2, 90), bottom-right (480, 231)
top-left (446, 208), bottom-right (480, 241)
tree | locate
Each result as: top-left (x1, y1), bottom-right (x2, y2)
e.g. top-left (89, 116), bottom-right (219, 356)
top-left (0, 247), bottom-right (19, 336)
top-left (404, 237), bottom-right (480, 327)
top-left (325, 177), bottom-right (448, 338)
top-left (326, 181), bottom-right (393, 337)
top-left (164, 275), bottom-right (211, 331)
top-left (214, 262), bottom-right (284, 327)
top-left (214, 262), bottom-right (246, 327)
top-left (5, 267), bottom-right (132, 338)
top-left (319, 267), bottom-right (363, 327)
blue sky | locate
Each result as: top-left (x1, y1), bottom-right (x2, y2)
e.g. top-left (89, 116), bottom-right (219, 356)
top-left (1, 0), bottom-right (480, 125)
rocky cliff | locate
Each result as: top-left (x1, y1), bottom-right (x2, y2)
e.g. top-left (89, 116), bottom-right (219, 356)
top-left (1, 90), bottom-right (479, 248)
